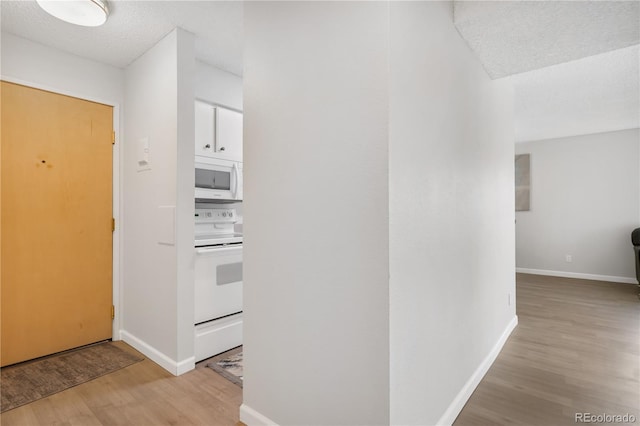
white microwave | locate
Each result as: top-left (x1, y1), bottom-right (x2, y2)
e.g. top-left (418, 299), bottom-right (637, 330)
top-left (195, 157), bottom-right (243, 202)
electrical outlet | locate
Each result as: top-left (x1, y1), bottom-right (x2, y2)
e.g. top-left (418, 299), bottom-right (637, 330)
top-left (565, 254), bottom-right (572, 263)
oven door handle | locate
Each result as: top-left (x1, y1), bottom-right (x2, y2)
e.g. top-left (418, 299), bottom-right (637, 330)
top-left (196, 246), bottom-right (242, 255)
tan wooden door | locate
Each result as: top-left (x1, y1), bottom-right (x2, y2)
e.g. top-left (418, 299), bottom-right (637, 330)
top-left (1, 81), bottom-right (113, 366)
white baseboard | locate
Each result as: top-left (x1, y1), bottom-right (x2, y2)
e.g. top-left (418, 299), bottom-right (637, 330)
top-left (120, 330), bottom-right (195, 376)
top-left (176, 356), bottom-right (196, 376)
top-left (240, 403), bottom-right (279, 426)
top-left (436, 315), bottom-right (519, 426)
top-left (516, 268), bottom-right (637, 285)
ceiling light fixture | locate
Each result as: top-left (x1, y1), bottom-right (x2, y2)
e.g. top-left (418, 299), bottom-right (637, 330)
top-left (36, 0), bottom-right (109, 27)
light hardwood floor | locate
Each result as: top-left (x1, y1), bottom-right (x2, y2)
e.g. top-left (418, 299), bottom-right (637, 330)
top-left (2, 274), bottom-right (638, 425)
top-left (455, 273), bottom-right (640, 425)
top-left (0, 342), bottom-right (243, 426)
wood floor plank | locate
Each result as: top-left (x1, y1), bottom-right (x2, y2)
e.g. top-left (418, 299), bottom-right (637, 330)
top-left (1, 341), bottom-right (242, 426)
top-left (1, 273), bottom-right (636, 425)
top-left (455, 273), bottom-right (640, 425)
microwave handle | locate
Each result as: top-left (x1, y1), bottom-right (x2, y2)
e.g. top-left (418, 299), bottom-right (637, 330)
top-left (232, 162), bottom-right (239, 199)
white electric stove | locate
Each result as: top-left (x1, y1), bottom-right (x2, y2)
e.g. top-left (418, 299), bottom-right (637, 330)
top-left (194, 208), bottom-right (243, 362)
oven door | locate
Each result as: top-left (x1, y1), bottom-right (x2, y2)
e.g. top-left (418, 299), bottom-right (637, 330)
top-left (194, 244), bottom-right (243, 324)
top-left (195, 159), bottom-right (242, 201)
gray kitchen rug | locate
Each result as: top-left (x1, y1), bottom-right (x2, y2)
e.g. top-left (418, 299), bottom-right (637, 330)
top-left (206, 346), bottom-right (243, 387)
top-left (0, 341), bottom-right (144, 413)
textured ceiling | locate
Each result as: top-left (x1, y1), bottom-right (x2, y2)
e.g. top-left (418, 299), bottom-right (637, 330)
top-left (453, 0), bottom-right (640, 142)
top-left (511, 45), bottom-right (639, 142)
top-left (0, 0), bottom-right (243, 75)
top-left (454, 1), bottom-right (640, 79)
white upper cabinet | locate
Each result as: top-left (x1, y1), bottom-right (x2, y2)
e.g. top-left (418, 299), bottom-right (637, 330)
top-left (195, 100), bottom-right (215, 157)
top-left (215, 107), bottom-right (243, 162)
top-left (195, 100), bottom-right (243, 162)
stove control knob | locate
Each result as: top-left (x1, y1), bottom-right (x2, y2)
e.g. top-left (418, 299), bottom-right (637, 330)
top-left (222, 212), bottom-right (227, 217)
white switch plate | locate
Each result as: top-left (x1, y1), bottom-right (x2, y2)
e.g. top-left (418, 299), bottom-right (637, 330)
top-left (565, 255), bottom-right (572, 263)
top-left (137, 137), bottom-right (151, 172)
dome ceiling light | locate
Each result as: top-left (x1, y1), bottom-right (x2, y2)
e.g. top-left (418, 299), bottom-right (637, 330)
top-left (36, 0), bottom-right (109, 27)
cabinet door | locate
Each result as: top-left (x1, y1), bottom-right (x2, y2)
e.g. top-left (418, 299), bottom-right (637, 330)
top-left (195, 100), bottom-right (215, 157)
top-left (215, 107), bottom-right (243, 162)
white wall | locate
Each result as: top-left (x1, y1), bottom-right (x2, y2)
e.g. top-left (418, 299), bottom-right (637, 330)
top-left (516, 129), bottom-right (640, 282)
top-left (175, 30), bottom-right (196, 368)
top-left (122, 28), bottom-right (196, 374)
top-left (196, 60), bottom-right (243, 111)
top-left (1, 32), bottom-right (123, 104)
top-left (243, 2), bottom-right (516, 425)
top-left (1, 32), bottom-right (125, 341)
top-left (242, 2), bottom-right (390, 425)
top-left (389, 3), bottom-right (516, 425)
